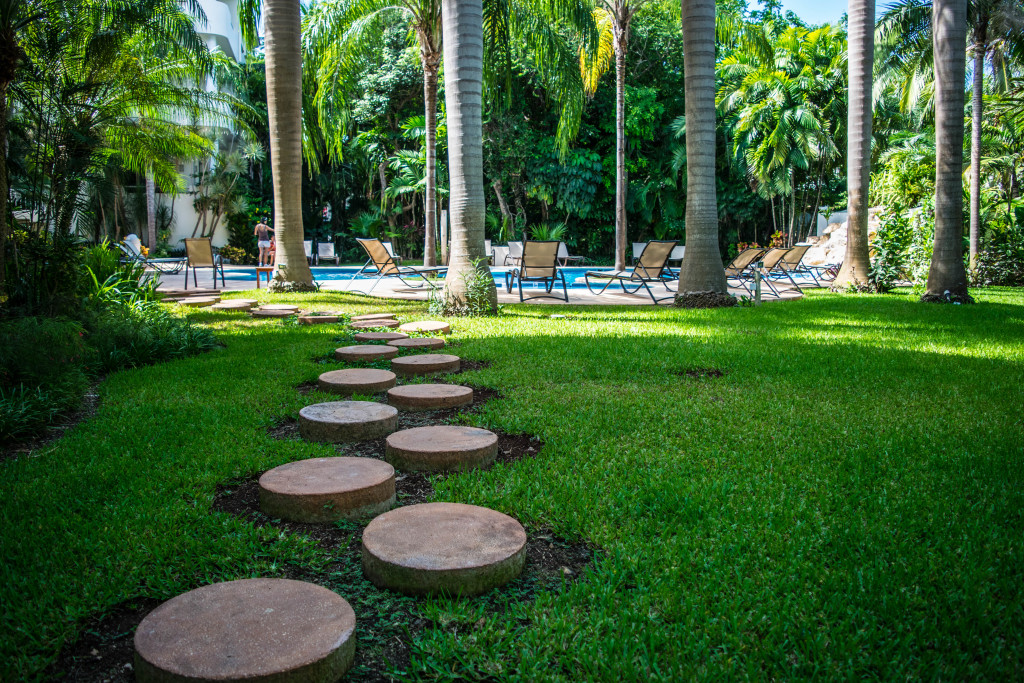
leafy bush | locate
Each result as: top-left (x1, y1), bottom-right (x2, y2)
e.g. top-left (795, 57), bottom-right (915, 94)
top-left (219, 245), bottom-right (250, 265)
top-left (869, 212), bottom-right (913, 292)
top-left (529, 223), bottom-right (567, 242)
top-left (429, 259), bottom-right (497, 316)
top-left (80, 240), bottom-right (122, 286)
top-left (971, 229), bottom-right (1024, 287)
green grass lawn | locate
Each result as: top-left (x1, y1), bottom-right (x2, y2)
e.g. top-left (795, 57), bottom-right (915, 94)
top-left (3, 288), bottom-right (1023, 681)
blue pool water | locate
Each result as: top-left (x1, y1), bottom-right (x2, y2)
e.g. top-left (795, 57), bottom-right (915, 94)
top-left (226, 266), bottom-right (621, 289)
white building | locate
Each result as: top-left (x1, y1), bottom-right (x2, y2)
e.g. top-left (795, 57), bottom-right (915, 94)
top-left (165, 0), bottom-right (244, 249)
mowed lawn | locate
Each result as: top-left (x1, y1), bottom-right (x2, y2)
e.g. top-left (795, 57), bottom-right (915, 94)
top-left (2, 288), bottom-right (1023, 680)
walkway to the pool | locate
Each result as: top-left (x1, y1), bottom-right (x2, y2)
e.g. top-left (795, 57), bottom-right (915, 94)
top-left (156, 265), bottom-right (804, 305)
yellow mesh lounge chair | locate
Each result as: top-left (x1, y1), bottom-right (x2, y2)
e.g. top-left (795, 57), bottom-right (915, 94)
top-left (352, 238), bottom-right (447, 294)
top-left (183, 238), bottom-right (226, 289)
top-left (754, 248), bottom-right (798, 297)
top-left (772, 244), bottom-right (834, 286)
top-left (724, 247), bottom-right (767, 295)
top-left (584, 240), bottom-right (678, 304)
top-left (504, 241), bottom-right (568, 302)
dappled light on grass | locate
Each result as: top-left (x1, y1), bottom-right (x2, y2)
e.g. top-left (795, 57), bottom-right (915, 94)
top-left (2, 288), bottom-right (1023, 680)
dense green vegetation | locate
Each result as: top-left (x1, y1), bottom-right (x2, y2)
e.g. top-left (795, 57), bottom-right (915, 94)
top-left (3, 290), bottom-right (1023, 679)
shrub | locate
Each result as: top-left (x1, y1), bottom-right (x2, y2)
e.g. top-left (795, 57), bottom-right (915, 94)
top-left (219, 246), bottom-right (250, 265)
top-left (869, 212), bottom-right (912, 292)
top-left (970, 229), bottom-right (1024, 287)
top-left (428, 260), bottom-right (497, 316)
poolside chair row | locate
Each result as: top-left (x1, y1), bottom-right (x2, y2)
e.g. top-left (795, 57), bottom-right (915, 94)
top-left (725, 245), bottom-right (839, 297)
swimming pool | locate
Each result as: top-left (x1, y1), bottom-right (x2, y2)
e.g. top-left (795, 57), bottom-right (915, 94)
top-left (225, 266), bottom-right (621, 289)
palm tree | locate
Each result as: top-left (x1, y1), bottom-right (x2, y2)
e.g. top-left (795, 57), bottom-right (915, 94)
top-left (580, 0), bottom-right (652, 271)
top-left (924, 0), bottom-right (972, 301)
top-left (674, 0), bottom-right (727, 299)
top-left (240, 0), bottom-right (315, 290)
top-left (877, 0), bottom-right (1024, 269)
top-left (441, 0), bottom-right (496, 309)
top-left (834, 0), bottom-right (874, 287)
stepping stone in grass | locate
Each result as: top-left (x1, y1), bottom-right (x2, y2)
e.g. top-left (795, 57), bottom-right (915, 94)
top-left (350, 319), bottom-right (400, 330)
top-left (259, 457), bottom-right (395, 522)
top-left (391, 354), bottom-right (460, 376)
top-left (160, 288), bottom-right (221, 298)
top-left (177, 296), bottom-right (220, 307)
top-left (299, 401), bottom-right (398, 442)
top-left (318, 368), bottom-right (397, 396)
top-left (251, 308), bottom-right (299, 318)
top-left (210, 300), bottom-right (257, 311)
top-left (298, 313), bottom-right (344, 325)
top-left (361, 502), bottom-right (526, 596)
top-left (398, 320), bottom-right (450, 335)
top-left (387, 337), bottom-right (445, 351)
top-left (385, 425), bottom-right (496, 471)
top-left (261, 304), bottom-right (301, 311)
top-left (351, 313), bottom-right (398, 322)
top-left (334, 345), bottom-right (399, 362)
top-left (134, 578), bottom-right (356, 683)
top-left (387, 384), bottom-right (472, 411)
top-left (354, 331), bottom-right (409, 342)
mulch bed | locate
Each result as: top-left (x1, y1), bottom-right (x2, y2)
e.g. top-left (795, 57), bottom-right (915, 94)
top-left (1, 377), bottom-right (104, 464)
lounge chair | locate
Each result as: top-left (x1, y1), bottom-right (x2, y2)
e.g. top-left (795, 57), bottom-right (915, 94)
top-left (318, 241), bottom-right (340, 265)
top-left (118, 234), bottom-right (185, 274)
top-left (765, 246), bottom-right (812, 291)
top-left (724, 247), bottom-right (767, 294)
top-left (351, 238), bottom-right (446, 294)
top-left (303, 240), bottom-right (314, 264)
top-left (773, 244), bottom-right (836, 286)
top-left (505, 241), bottom-right (523, 266)
top-left (557, 242), bottom-right (585, 267)
top-left (183, 238), bottom-right (226, 289)
top-left (631, 242), bottom-right (646, 265)
top-left (485, 240), bottom-right (493, 265)
top-left (754, 248), bottom-right (800, 297)
top-left (584, 240), bottom-right (678, 304)
top-left (356, 239), bottom-right (402, 275)
top-left (504, 240), bottom-right (568, 303)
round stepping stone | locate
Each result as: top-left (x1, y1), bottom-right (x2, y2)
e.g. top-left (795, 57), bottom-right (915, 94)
top-left (251, 308), bottom-right (297, 318)
top-left (388, 337), bottom-right (445, 351)
top-left (362, 503), bottom-right (526, 596)
top-left (298, 314), bottom-right (342, 325)
top-left (299, 401), bottom-right (398, 442)
top-left (134, 578), bottom-right (355, 683)
top-left (210, 300), bottom-right (256, 311)
top-left (391, 354), bottom-right (460, 376)
top-left (350, 319), bottom-right (401, 330)
top-left (385, 425), bottom-right (497, 471)
top-left (398, 320), bottom-right (450, 335)
top-left (335, 345), bottom-right (399, 362)
top-left (177, 296), bottom-right (220, 307)
top-left (261, 304), bottom-right (300, 311)
top-left (354, 331), bottom-right (409, 342)
top-left (259, 457), bottom-right (395, 522)
top-left (351, 313), bottom-right (397, 322)
top-left (387, 384), bottom-right (473, 411)
top-left (318, 368), bottom-right (397, 396)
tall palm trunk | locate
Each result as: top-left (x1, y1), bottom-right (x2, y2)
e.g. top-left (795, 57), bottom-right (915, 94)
top-left (969, 16), bottom-right (988, 270)
top-left (835, 0), bottom-right (874, 287)
top-left (0, 85), bottom-right (8, 291)
top-left (613, 14), bottom-right (628, 271)
top-left (145, 169), bottom-right (157, 249)
top-left (422, 48), bottom-right (441, 267)
top-left (675, 0), bottom-right (727, 296)
top-left (265, 0), bottom-right (314, 290)
top-left (925, 0), bottom-right (971, 301)
top-left (441, 0), bottom-right (496, 309)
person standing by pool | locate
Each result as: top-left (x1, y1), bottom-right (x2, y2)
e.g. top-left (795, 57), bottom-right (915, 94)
top-left (254, 218), bottom-right (274, 266)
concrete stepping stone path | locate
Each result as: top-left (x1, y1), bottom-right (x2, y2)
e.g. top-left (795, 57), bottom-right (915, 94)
top-left (361, 503), bottom-right (526, 596)
top-left (391, 353), bottom-right (460, 376)
top-left (259, 457), bottom-right (395, 522)
top-left (298, 312), bottom-right (344, 325)
top-left (385, 425), bottom-right (497, 471)
top-left (387, 384), bottom-right (472, 412)
top-left (134, 578), bottom-right (355, 683)
top-left (318, 368), bottom-right (397, 396)
top-left (350, 319), bottom-right (401, 330)
top-left (299, 401), bottom-right (398, 442)
top-left (398, 320), bottom-right (450, 335)
top-left (354, 331), bottom-right (408, 342)
top-left (335, 345), bottom-right (398, 362)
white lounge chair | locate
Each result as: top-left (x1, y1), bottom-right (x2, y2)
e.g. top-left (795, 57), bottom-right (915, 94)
top-left (318, 241), bottom-right (340, 265)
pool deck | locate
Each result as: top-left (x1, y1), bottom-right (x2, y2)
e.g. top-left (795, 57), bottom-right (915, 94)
top-left (156, 265), bottom-right (805, 305)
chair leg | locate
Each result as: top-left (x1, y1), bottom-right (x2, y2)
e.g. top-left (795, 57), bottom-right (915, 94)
top-left (560, 272), bottom-right (568, 302)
